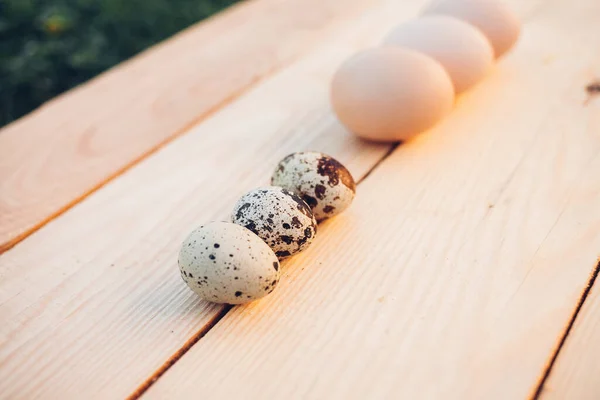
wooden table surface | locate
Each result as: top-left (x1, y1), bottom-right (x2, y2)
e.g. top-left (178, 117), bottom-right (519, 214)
top-left (1, 0), bottom-right (599, 398)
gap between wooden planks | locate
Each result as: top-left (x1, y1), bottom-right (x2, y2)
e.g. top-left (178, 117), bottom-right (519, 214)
top-left (0, 0), bottom-right (438, 397)
top-left (141, 0), bottom-right (600, 399)
top-left (517, 2), bottom-right (600, 397)
top-left (535, 260), bottom-right (600, 399)
top-left (535, 4), bottom-right (600, 398)
top-left (0, 0), bottom-right (383, 254)
top-left (126, 140), bottom-right (400, 400)
top-left (1, 0), bottom-right (596, 399)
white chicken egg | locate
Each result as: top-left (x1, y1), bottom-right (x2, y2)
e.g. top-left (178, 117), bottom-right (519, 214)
top-left (178, 221), bottom-right (280, 304)
top-left (331, 47), bottom-right (455, 142)
top-left (271, 152), bottom-right (356, 221)
top-left (383, 16), bottom-right (494, 93)
top-left (424, 0), bottom-right (521, 58)
top-left (231, 187), bottom-right (317, 259)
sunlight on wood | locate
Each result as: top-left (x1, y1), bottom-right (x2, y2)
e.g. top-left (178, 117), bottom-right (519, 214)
top-left (0, 0), bottom-right (598, 398)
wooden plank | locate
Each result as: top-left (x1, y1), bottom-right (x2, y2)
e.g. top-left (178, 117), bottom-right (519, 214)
top-left (0, 0), bottom-right (380, 253)
top-left (541, 263), bottom-right (600, 399)
top-left (142, 1), bottom-right (600, 398)
top-left (537, 7), bottom-right (600, 398)
top-left (0, 0), bottom-right (442, 396)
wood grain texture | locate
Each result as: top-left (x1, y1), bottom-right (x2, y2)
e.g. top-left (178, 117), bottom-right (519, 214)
top-left (143, 1), bottom-right (600, 398)
top-left (514, 6), bottom-right (600, 398)
top-left (0, 0), bottom-right (381, 253)
top-left (0, 0), bottom-right (435, 395)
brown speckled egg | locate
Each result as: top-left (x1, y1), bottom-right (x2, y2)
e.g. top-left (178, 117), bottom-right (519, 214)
top-left (178, 221), bottom-right (280, 304)
top-left (231, 187), bottom-right (317, 259)
top-left (271, 152), bottom-right (356, 221)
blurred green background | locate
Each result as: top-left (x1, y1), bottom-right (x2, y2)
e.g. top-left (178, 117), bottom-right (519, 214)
top-left (0, 0), bottom-right (239, 127)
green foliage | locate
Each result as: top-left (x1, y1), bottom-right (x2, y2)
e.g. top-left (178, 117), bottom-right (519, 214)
top-left (0, 0), bottom-right (238, 126)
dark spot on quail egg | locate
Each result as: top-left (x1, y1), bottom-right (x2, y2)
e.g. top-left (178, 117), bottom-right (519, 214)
top-left (290, 216), bottom-right (302, 229)
top-left (279, 235), bottom-right (293, 244)
top-left (178, 222), bottom-right (280, 305)
top-left (302, 195), bottom-right (318, 208)
top-left (315, 184), bottom-right (327, 200)
top-left (276, 250), bottom-right (291, 258)
top-left (245, 221), bottom-right (258, 235)
top-left (271, 152), bottom-right (356, 221)
top-left (231, 187), bottom-right (317, 259)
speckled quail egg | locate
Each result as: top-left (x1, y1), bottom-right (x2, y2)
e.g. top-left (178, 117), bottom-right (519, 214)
top-left (178, 221), bottom-right (280, 304)
top-left (231, 187), bottom-right (317, 259)
top-left (271, 152), bottom-right (356, 221)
